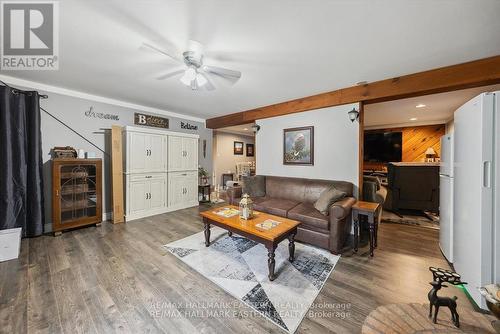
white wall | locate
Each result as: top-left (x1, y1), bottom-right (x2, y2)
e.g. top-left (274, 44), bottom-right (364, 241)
top-left (213, 131), bottom-right (255, 187)
top-left (1, 79), bottom-right (213, 232)
top-left (445, 118), bottom-right (455, 134)
top-left (256, 103), bottom-right (360, 195)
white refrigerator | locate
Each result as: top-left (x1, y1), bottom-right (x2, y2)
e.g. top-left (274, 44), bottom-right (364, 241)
top-left (453, 91), bottom-right (499, 309)
top-left (439, 134), bottom-right (453, 263)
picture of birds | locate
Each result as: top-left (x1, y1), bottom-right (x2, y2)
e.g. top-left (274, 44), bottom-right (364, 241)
top-left (283, 126), bottom-right (314, 165)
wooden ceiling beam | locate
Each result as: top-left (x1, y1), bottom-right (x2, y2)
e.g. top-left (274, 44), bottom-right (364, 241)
top-left (206, 55), bottom-right (500, 129)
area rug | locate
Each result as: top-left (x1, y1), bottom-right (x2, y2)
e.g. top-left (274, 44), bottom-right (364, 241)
top-left (163, 227), bottom-right (340, 333)
top-left (381, 210), bottom-right (440, 230)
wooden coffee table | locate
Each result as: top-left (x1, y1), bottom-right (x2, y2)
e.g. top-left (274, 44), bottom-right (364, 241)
top-left (200, 205), bottom-right (301, 281)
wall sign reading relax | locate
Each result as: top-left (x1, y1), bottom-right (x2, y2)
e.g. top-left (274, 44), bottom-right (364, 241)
top-left (180, 121), bottom-right (198, 130)
top-left (134, 113), bottom-right (169, 129)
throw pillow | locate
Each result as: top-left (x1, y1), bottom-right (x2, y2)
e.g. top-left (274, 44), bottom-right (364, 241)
top-left (314, 186), bottom-right (347, 215)
top-left (242, 175), bottom-right (266, 197)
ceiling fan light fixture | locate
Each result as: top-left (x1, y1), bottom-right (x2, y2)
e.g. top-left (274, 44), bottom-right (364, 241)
top-left (180, 67), bottom-right (197, 86)
top-left (196, 73), bottom-right (207, 87)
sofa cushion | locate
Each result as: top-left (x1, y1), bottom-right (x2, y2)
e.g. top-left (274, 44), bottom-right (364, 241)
top-left (288, 203), bottom-right (329, 231)
top-left (254, 198), bottom-right (300, 217)
top-left (313, 187), bottom-right (347, 215)
top-left (242, 175), bottom-right (266, 197)
top-left (265, 176), bottom-right (307, 203)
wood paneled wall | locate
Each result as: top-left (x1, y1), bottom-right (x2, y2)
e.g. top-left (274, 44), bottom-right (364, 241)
top-left (364, 124), bottom-right (446, 171)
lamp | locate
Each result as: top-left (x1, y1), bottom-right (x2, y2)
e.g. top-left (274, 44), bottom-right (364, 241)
top-left (180, 67), bottom-right (197, 86)
top-left (425, 147), bottom-right (436, 162)
top-left (180, 67), bottom-right (208, 89)
top-left (239, 194), bottom-right (254, 220)
top-left (348, 108), bottom-right (359, 122)
top-left (251, 124), bottom-right (260, 133)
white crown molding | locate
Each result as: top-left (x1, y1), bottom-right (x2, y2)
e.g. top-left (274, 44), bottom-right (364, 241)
top-left (364, 119), bottom-right (447, 130)
top-left (0, 74), bottom-right (206, 123)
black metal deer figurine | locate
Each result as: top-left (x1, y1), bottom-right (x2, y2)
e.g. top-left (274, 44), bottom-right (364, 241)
top-left (427, 267), bottom-right (466, 328)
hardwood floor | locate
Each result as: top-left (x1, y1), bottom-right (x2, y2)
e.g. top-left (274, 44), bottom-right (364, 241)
top-left (0, 206), bottom-right (473, 334)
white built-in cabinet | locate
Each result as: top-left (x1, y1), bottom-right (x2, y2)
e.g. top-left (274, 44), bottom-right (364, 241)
top-left (168, 136), bottom-right (198, 171)
top-left (128, 132), bottom-right (166, 173)
top-left (124, 126), bottom-right (199, 221)
top-left (168, 171), bottom-right (198, 209)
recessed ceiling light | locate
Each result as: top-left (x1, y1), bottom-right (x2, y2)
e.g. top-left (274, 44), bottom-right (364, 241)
top-left (243, 128), bottom-right (248, 131)
top-left (410, 117), bottom-right (418, 121)
top-left (416, 104), bottom-right (426, 108)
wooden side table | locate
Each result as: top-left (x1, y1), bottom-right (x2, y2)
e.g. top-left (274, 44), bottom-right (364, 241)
top-left (198, 185), bottom-right (211, 203)
top-left (352, 200), bottom-right (380, 257)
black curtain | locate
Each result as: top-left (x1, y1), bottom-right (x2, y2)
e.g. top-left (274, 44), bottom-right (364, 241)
top-left (0, 85), bottom-right (45, 237)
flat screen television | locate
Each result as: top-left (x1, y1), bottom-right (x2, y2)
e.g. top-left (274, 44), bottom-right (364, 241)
top-left (364, 132), bottom-right (402, 163)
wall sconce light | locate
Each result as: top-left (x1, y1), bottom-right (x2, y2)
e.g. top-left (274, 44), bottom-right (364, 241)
top-left (348, 108), bottom-right (359, 122)
top-left (251, 124), bottom-right (261, 133)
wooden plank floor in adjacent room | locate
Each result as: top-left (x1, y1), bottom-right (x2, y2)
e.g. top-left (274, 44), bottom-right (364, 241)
top-left (0, 207), bottom-right (473, 334)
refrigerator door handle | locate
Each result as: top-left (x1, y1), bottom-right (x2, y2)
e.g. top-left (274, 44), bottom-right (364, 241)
top-left (483, 161), bottom-right (492, 188)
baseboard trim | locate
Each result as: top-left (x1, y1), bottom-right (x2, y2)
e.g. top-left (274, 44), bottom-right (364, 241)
top-left (125, 203), bottom-right (199, 222)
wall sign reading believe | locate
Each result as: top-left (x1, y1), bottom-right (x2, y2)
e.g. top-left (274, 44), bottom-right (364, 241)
top-left (134, 113), bottom-right (169, 129)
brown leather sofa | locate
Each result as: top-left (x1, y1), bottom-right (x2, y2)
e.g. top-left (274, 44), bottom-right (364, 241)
top-left (226, 175), bottom-right (356, 254)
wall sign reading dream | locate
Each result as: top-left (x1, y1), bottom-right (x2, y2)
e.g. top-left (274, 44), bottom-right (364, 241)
top-left (134, 113), bottom-right (169, 129)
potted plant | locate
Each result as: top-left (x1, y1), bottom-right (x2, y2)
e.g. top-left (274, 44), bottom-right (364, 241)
top-left (198, 166), bottom-right (209, 185)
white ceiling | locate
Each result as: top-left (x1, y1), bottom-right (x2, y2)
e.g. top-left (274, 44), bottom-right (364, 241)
top-left (364, 84), bottom-right (500, 128)
top-left (3, 0), bottom-right (500, 120)
top-left (216, 123), bottom-right (255, 137)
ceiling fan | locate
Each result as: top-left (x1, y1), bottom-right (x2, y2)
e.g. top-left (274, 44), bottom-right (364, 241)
top-left (142, 40), bottom-right (242, 91)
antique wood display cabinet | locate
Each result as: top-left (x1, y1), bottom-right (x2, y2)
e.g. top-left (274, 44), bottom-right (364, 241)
top-left (52, 159), bottom-right (102, 235)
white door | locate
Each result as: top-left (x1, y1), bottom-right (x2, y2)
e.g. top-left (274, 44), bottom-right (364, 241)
top-left (129, 132), bottom-right (148, 173)
top-left (185, 172), bottom-right (198, 204)
top-left (168, 136), bottom-right (184, 171)
top-left (147, 135), bottom-right (166, 172)
top-left (182, 138), bottom-right (198, 170)
top-left (168, 173), bottom-right (185, 207)
top-left (149, 178), bottom-right (166, 210)
top-left (453, 93), bottom-right (494, 309)
top-left (128, 180), bottom-right (149, 215)
top-left (439, 175), bottom-right (453, 262)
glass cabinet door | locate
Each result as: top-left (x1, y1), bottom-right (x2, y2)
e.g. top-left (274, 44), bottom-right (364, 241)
top-left (59, 164), bottom-right (97, 224)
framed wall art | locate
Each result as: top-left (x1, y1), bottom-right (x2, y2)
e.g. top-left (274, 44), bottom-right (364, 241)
top-left (283, 126), bottom-right (314, 165)
top-left (246, 143), bottom-right (254, 157)
top-left (234, 141), bottom-right (244, 155)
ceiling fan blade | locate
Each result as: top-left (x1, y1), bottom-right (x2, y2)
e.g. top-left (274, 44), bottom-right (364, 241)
top-left (201, 73), bottom-right (216, 91)
top-left (141, 43), bottom-right (182, 63)
top-left (156, 69), bottom-right (185, 80)
top-left (203, 65), bottom-right (241, 79)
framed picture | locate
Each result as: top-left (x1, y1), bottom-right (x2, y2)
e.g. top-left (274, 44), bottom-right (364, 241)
top-left (283, 126), bottom-right (314, 165)
top-left (246, 143), bottom-right (254, 157)
top-left (234, 141), bottom-right (244, 155)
